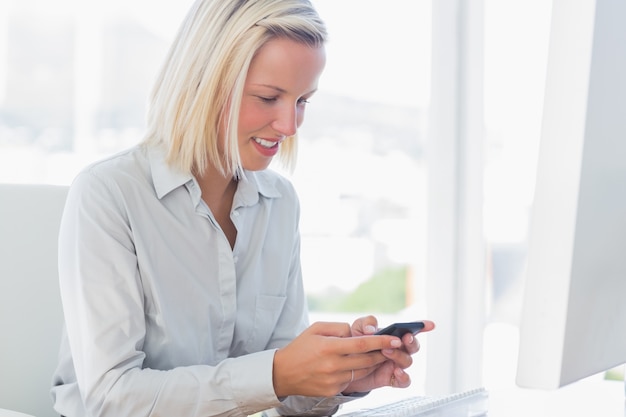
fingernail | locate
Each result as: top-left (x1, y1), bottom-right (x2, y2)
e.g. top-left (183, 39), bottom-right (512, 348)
top-left (407, 335), bottom-right (414, 343)
top-left (390, 339), bottom-right (402, 347)
top-left (365, 325), bottom-right (376, 334)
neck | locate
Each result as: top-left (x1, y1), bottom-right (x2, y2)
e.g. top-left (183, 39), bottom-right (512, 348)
top-left (195, 164), bottom-right (239, 249)
top-left (195, 164), bottom-right (238, 203)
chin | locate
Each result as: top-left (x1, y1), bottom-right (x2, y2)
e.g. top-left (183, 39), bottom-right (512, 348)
top-left (241, 162), bottom-right (272, 172)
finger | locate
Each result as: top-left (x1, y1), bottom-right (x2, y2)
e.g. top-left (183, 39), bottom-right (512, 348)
top-left (346, 368), bottom-right (354, 384)
top-left (352, 364), bottom-right (377, 381)
top-left (390, 368), bottom-right (411, 388)
top-left (420, 320), bottom-right (436, 332)
top-left (343, 359), bottom-right (390, 394)
top-left (351, 315), bottom-right (378, 336)
top-left (335, 334), bottom-right (403, 356)
top-left (308, 321), bottom-right (352, 338)
top-left (401, 332), bottom-right (420, 354)
top-left (381, 347), bottom-right (413, 369)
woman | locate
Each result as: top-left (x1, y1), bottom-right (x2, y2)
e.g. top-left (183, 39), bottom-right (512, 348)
top-left (51, 1), bottom-right (434, 416)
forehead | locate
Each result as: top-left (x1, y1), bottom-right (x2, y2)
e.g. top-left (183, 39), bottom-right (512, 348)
top-left (246, 37), bottom-right (326, 93)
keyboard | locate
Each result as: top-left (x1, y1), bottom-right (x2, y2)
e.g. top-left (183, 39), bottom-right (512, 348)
top-left (337, 387), bottom-right (489, 417)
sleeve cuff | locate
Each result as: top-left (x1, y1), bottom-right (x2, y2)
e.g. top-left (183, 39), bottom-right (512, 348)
top-left (228, 349), bottom-right (283, 414)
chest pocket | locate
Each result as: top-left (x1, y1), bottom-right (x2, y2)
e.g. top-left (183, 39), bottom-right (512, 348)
top-left (244, 294), bottom-right (286, 353)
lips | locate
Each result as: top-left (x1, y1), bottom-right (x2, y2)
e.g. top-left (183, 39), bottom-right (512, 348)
top-left (252, 136), bottom-right (280, 149)
top-left (251, 136), bottom-right (283, 157)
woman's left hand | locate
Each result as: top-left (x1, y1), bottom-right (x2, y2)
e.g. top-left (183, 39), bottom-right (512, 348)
top-left (341, 316), bottom-right (435, 394)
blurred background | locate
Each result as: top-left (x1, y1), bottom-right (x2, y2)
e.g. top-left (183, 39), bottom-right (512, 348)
top-left (2, 0), bottom-right (580, 403)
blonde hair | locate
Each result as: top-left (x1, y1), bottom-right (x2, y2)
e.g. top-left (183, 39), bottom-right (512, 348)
top-left (143, 0), bottom-right (327, 177)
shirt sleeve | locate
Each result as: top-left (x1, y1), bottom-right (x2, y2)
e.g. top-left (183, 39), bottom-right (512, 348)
top-left (268, 392), bottom-right (369, 417)
top-left (58, 170), bottom-right (284, 417)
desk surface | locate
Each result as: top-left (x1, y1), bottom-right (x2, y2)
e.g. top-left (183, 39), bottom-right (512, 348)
top-left (336, 373), bottom-right (624, 416)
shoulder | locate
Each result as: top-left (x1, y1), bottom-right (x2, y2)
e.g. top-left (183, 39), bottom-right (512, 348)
top-left (67, 145), bottom-right (155, 214)
top-left (78, 145), bottom-right (150, 184)
top-left (71, 145), bottom-right (151, 194)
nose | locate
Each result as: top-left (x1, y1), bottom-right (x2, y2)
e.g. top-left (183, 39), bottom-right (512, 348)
top-left (272, 103), bottom-right (300, 137)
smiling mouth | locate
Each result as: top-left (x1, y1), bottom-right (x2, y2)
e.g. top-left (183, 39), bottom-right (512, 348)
top-left (253, 137), bottom-right (281, 149)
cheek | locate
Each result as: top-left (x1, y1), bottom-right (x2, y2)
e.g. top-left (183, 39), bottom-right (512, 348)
top-left (239, 101), bottom-right (268, 133)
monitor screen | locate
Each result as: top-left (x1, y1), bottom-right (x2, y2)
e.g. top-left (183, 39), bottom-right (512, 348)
top-left (516, 0), bottom-right (626, 390)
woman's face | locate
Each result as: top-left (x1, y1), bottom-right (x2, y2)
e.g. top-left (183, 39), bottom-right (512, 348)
top-left (235, 37), bottom-right (326, 171)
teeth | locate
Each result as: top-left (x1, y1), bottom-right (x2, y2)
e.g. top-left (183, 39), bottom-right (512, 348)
top-left (253, 137), bottom-right (277, 148)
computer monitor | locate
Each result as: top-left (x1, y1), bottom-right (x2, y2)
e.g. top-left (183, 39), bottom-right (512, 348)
top-left (515, 0), bottom-right (626, 390)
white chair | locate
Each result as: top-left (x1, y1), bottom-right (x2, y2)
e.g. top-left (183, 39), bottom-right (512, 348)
top-left (0, 184), bottom-right (68, 417)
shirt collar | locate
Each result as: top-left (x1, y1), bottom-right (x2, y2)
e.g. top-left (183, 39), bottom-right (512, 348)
top-left (147, 145), bottom-right (193, 199)
top-left (148, 145), bottom-right (283, 203)
top-left (234, 170), bottom-right (283, 208)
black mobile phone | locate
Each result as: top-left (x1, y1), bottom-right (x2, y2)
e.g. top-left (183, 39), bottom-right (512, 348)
top-left (375, 321), bottom-right (425, 337)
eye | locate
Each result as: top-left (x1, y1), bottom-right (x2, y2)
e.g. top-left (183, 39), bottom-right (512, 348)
top-left (257, 96), bottom-right (278, 103)
top-left (297, 97), bottom-right (310, 105)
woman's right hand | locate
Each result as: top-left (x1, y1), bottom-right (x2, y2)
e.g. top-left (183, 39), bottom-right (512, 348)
top-left (271, 321), bottom-right (404, 398)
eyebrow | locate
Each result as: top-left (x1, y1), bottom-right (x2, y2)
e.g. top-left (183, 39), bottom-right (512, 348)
top-left (252, 83), bottom-right (318, 96)
top-left (254, 84), bottom-right (287, 93)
